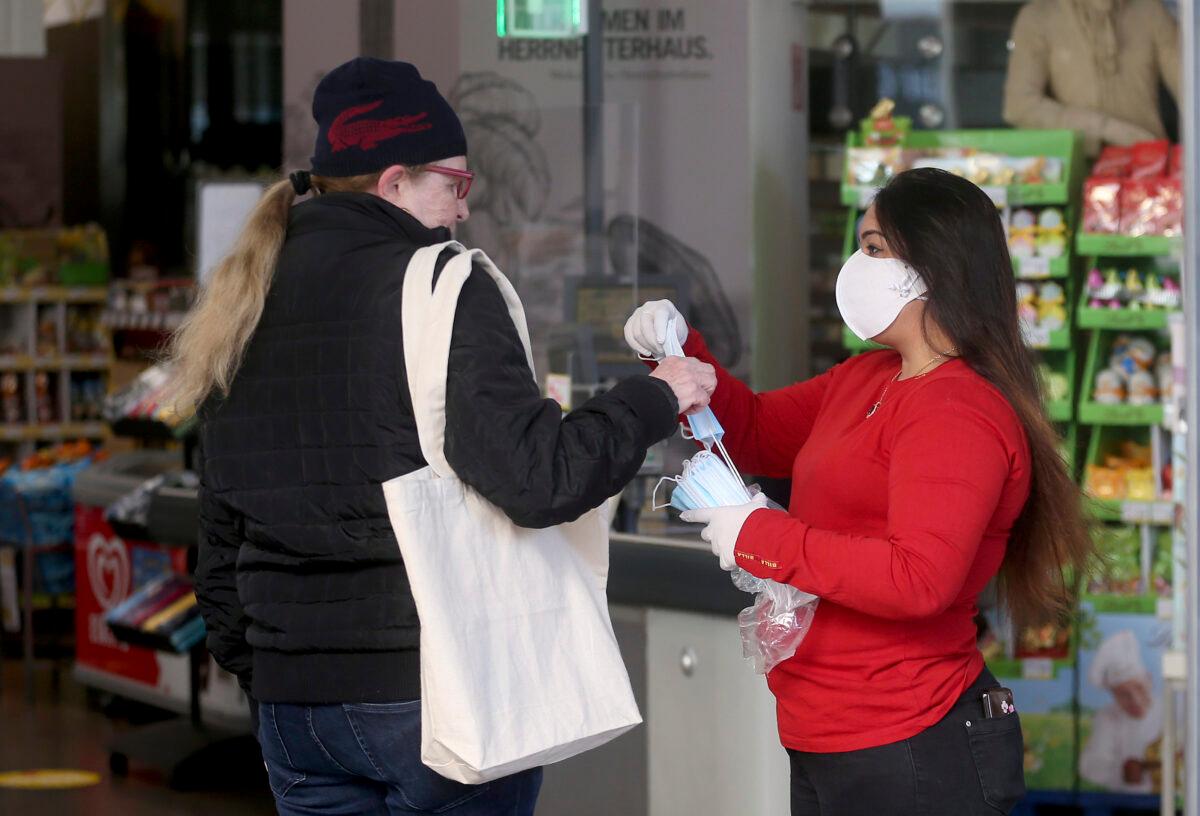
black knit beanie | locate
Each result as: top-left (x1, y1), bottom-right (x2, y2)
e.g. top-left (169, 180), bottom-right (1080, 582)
top-left (309, 58), bottom-right (467, 177)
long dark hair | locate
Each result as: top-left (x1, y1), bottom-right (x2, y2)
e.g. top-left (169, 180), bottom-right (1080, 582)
top-left (873, 167), bottom-right (1093, 626)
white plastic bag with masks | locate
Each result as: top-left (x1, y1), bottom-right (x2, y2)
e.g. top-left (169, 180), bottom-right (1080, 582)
top-left (649, 318), bottom-right (819, 674)
top-left (382, 241), bottom-right (640, 783)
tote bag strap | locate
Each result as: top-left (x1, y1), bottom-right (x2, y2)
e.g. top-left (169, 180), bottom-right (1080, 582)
top-left (401, 241), bottom-right (537, 478)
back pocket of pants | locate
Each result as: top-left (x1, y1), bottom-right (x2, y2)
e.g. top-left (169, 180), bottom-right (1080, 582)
top-left (964, 714), bottom-right (1026, 814)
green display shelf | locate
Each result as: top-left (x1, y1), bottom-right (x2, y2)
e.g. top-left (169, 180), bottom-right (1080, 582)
top-left (1075, 233), bottom-right (1180, 257)
top-left (842, 128), bottom-right (1082, 208)
top-left (1047, 400), bottom-right (1073, 422)
top-left (1077, 401), bottom-right (1164, 426)
top-left (1080, 594), bottom-right (1161, 615)
top-left (1013, 254), bottom-right (1070, 280)
top-left (1076, 305), bottom-right (1176, 330)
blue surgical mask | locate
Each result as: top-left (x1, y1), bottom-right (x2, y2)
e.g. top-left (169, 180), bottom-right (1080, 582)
top-left (658, 316), bottom-right (726, 448)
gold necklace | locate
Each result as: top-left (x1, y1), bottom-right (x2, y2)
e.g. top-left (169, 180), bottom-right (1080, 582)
top-left (865, 354), bottom-right (944, 418)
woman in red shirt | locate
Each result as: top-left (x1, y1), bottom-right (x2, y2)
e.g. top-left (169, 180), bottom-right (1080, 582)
top-left (626, 168), bottom-right (1093, 816)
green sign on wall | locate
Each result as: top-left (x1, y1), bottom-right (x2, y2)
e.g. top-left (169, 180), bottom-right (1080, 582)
top-left (497, 0), bottom-right (587, 38)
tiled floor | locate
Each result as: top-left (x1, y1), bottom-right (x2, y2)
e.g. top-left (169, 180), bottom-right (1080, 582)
top-left (0, 660), bottom-right (274, 815)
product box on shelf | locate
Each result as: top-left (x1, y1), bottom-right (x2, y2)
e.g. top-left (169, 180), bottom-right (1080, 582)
top-left (1076, 606), bottom-right (1181, 796)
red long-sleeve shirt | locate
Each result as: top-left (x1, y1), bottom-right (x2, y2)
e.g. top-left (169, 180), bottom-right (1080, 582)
top-left (682, 331), bottom-right (1031, 753)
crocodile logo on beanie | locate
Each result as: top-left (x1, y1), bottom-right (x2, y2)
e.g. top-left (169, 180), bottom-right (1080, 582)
top-left (309, 58), bottom-right (466, 176)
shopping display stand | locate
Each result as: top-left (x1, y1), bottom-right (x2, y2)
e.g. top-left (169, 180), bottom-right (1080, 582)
top-left (95, 420), bottom-right (258, 789)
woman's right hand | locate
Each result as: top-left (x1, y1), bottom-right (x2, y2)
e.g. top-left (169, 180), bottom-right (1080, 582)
top-left (624, 299), bottom-right (688, 358)
top-left (650, 356), bottom-right (716, 415)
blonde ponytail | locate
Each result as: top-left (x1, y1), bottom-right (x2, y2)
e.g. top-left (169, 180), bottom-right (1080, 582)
top-left (167, 172), bottom-right (384, 412)
top-left (166, 179), bottom-right (294, 411)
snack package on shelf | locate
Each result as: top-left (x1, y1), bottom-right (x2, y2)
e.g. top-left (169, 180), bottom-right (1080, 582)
top-left (1, 373), bottom-right (23, 424)
top-left (1091, 335), bottom-right (1171, 409)
top-left (1128, 140), bottom-right (1170, 179)
top-left (1093, 145), bottom-right (1132, 178)
top-left (1087, 526), bottom-right (1142, 593)
top-left (1085, 268), bottom-right (1181, 311)
top-left (1083, 179), bottom-right (1122, 234)
top-left (1082, 141), bottom-right (1184, 237)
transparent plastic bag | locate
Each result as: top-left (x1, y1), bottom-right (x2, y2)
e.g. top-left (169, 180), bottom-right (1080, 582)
top-left (731, 565), bottom-right (819, 674)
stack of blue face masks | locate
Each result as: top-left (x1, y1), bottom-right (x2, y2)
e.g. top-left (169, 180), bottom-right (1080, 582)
top-left (652, 450), bottom-right (751, 512)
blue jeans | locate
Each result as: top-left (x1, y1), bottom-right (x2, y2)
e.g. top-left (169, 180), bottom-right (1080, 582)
top-left (258, 700), bottom-right (543, 815)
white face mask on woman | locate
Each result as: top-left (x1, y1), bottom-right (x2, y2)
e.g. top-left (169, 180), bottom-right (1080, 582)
top-left (835, 250), bottom-right (929, 341)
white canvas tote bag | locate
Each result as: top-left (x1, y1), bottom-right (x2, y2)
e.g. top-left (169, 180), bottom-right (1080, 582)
top-left (381, 241), bottom-right (641, 784)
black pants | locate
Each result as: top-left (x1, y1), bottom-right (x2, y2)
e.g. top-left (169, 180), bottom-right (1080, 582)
top-left (788, 668), bottom-right (1025, 816)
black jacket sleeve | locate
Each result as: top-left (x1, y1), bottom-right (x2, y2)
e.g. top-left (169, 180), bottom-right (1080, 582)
top-left (443, 265), bottom-right (679, 529)
top-left (194, 448), bottom-right (253, 685)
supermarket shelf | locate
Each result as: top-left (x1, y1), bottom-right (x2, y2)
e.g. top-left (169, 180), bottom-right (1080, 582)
top-left (1075, 233), bottom-right (1181, 257)
top-left (102, 310), bottom-right (185, 332)
top-left (1076, 305), bottom-right (1177, 330)
top-left (842, 182), bottom-right (1070, 210)
top-left (0, 422), bottom-right (107, 442)
top-left (0, 353), bottom-right (113, 371)
top-left (1012, 254), bottom-right (1069, 280)
top-left (1046, 400), bottom-right (1072, 422)
top-left (1086, 498), bottom-right (1175, 525)
top-left (1076, 401), bottom-right (1164, 426)
top-left (0, 286), bottom-right (108, 304)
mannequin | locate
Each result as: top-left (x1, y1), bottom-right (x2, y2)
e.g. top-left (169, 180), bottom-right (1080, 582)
top-left (1003, 0), bottom-right (1180, 155)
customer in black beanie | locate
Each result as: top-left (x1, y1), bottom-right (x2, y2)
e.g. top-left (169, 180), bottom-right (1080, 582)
top-left (173, 57), bottom-right (716, 815)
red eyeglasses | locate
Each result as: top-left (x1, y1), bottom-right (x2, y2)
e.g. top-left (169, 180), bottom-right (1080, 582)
top-left (425, 165), bottom-right (474, 199)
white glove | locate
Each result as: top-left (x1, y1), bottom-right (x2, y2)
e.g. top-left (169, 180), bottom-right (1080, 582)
top-left (623, 299), bottom-right (688, 359)
top-left (680, 494), bottom-right (769, 571)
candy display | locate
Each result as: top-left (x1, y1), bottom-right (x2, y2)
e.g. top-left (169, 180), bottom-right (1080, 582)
top-left (1091, 336), bottom-right (1169, 407)
top-left (848, 148), bottom-right (1064, 191)
top-left (1016, 281), bottom-right (1067, 334)
top-left (863, 98), bottom-right (907, 147)
top-left (1085, 268), bottom-right (1181, 310)
top-left (1080, 141), bottom-right (1184, 237)
top-left (1008, 207), bottom-right (1066, 261)
top-left (1084, 440), bottom-right (1157, 502)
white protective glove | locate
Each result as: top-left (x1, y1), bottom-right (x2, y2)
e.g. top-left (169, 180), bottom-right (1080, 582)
top-left (680, 493), bottom-right (770, 571)
top-left (623, 299), bottom-right (688, 359)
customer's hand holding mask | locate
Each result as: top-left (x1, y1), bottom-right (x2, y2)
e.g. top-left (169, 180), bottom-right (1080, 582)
top-left (650, 357), bottom-right (716, 416)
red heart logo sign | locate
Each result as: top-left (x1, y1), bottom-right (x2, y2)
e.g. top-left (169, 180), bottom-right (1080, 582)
top-left (86, 534), bottom-right (130, 611)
